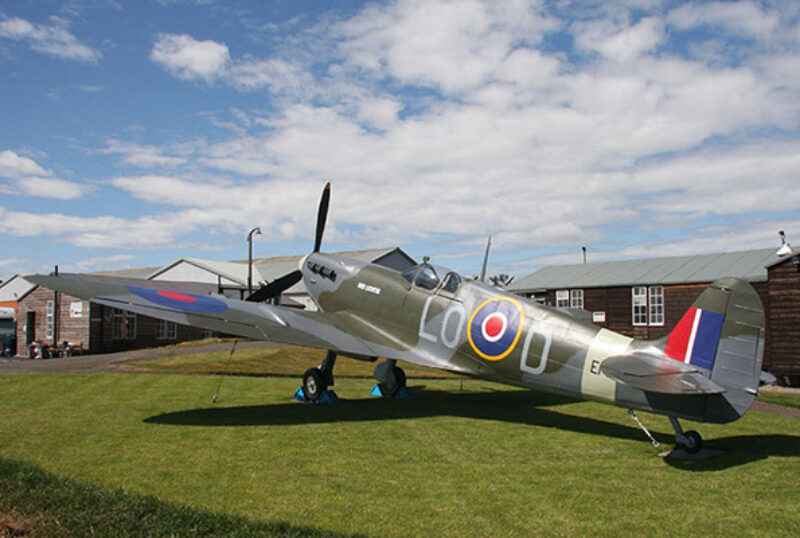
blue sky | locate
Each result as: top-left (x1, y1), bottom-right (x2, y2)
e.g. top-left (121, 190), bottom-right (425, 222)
top-left (2, 0), bottom-right (800, 283)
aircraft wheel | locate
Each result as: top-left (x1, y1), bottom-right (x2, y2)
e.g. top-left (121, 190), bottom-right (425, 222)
top-left (682, 430), bottom-right (703, 454)
top-left (379, 366), bottom-right (406, 397)
top-left (303, 367), bottom-right (326, 402)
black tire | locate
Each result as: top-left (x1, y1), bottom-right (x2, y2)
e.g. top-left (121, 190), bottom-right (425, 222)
top-left (302, 367), bottom-right (326, 402)
top-left (682, 430), bottom-right (703, 454)
top-left (379, 366), bottom-right (406, 397)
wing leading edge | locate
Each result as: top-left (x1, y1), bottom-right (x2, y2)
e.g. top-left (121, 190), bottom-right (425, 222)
top-left (24, 273), bottom-right (456, 371)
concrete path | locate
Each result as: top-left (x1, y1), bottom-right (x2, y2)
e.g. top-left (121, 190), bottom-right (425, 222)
top-left (0, 340), bottom-right (278, 374)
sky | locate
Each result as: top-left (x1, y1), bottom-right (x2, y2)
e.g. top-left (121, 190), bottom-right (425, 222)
top-left (2, 0), bottom-right (800, 283)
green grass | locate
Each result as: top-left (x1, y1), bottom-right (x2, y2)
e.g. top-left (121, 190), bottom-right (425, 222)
top-left (1, 372), bottom-right (798, 536)
top-left (0, 457), bottom-right (356, 537)
top-left (121, 344), bottom-right (458, 379)
top-left (759, 390), bottom-right (800, 410)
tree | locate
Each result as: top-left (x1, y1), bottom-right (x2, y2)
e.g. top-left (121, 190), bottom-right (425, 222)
top-left (488, 273), bottom-right (515, 287)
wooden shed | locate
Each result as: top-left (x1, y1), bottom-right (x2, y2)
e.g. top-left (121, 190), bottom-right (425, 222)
top-left (765, 254), bottom-right (800, 384)
top-left (509, 248), bottom-right (799, 384)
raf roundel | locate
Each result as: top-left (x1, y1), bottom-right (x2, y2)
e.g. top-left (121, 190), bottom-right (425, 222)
top-left (468, 297), bottom-right (524, 361)
top-left (126, 286), bottom-right (228, 314)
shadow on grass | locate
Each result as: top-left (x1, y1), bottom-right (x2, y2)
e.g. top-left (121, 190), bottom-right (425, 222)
top-left (662, 434), bottom-right (800, 471)
top-left (145, 387), bottom-right (800, 469)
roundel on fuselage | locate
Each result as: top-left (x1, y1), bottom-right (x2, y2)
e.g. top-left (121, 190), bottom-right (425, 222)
top-left (467, 297), bottom-right (524, 361)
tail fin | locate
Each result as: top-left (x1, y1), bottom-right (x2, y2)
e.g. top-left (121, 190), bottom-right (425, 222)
top-left (663, 277), bottom-right (765, 422)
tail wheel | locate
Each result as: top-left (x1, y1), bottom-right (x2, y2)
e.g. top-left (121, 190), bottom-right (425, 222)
top-left (379, 366), bottom-right (406, 397)
top-left (682, 430), bottom-right (703, 454)
top-left (303, 367), bottom-right (326, 402)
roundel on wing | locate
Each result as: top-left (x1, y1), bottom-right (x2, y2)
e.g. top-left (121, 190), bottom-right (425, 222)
top-left (467, 297), bottom-right (524, 361)
top-left (126, 286), bottom-right (227, 314)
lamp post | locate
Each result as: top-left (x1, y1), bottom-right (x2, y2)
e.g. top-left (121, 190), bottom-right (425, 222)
top-left (247, 227), bottom-right (262, 294)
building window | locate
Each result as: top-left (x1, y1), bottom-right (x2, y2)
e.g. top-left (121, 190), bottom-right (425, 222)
top-left (556, 290), bottom-right (569, 308)
top-left (632, 287), bottom-right (648, 326)
top-left (632, 286), bottom-right (664, 326)
top-left (46, 300), bottom-right (54, 339)
top-left (570, 289), bottom-right (584, 309)
top-left (156, 319), bottom-right (178, 340)
top-left (648, 286), bottom-right (664, 326)
top-left (112, 308), bottom-right (136, 340)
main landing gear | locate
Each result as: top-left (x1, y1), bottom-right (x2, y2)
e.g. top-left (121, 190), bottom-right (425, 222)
top-left (669, 416), bottom-right (703, 454)
top-left (301, 350), bottom-right (337, 402)
top-left (297, 353), bottom-right (410, 402)
top-left (372, 359), bottom-right (407, 397)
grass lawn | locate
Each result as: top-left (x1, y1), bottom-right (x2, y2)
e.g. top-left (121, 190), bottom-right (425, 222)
top-left (758, 390), bottom-right (800, 410)
top-left (119, 343), bottom-right (458, 379)
top-left (1, 371), bottom-right (798, 536)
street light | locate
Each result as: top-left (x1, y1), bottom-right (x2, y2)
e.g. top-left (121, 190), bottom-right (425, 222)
top-left (247, 227), bottom-right (262, 294)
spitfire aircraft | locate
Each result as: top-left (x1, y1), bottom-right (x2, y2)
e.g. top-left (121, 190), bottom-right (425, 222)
top-left (29, 183), bottom-right (768, 453)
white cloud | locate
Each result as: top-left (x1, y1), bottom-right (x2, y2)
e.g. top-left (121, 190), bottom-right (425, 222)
top-left (573, 16), bottom-right (665, 63)
top-left (336, 0), bottom-right (558, 94)
top-left (14, 176), bottom-right (87, 200)
top-left (0, 16), bottom-right (101, 62)
top-left (667, 1), bottom-right (780, 39)
top-left (150, 33), bottom-right (230, 82)
top-left (0, 150), bottom-right (87, 200)
top-left (101, 139), bottom-right (187, 168)
top-left (0, 150), bottom-right (49, 177)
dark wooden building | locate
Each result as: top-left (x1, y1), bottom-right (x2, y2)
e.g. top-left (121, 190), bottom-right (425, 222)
top-left (509, 248), bottom-right (799, 385)
top-left (14, 285), bottom-right (209, 358)
top-left (765, 254), bottom-right (800, 383)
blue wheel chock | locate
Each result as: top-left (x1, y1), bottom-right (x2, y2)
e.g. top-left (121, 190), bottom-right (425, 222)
top-left (293, 387), bottom-right (341, 404)
top-left (369, 384), bottom-right (416, 400)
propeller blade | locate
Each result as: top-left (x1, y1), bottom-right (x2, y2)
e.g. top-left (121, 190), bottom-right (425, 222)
top-left (246, 270), bottom-right (302, 302)
top-left (314, 182), bottom-right (331, 253)
top-left (479, 235), bottom-right (491, 282)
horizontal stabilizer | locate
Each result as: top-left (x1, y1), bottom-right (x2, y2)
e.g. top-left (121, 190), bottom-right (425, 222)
top-left (601, 352), bottom-right (726, 395)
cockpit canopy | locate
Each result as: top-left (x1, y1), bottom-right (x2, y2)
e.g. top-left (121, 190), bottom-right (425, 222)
top-left (401, 263), bottom-right (463, 293)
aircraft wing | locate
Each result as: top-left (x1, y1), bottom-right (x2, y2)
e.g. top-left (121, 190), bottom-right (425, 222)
top-left (24, 273), bottom-right (457, 370)
top-left (600, 352), bottom-right (726, 394)
top-left (25, 273), bottom-right (384, 358)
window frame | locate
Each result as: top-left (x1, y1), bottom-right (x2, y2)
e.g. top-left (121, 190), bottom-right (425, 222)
top-left (648, 285), bottom-right (664, 327)
top-left (555, 290), bottom-right (569, 308)
top-left (45, 300), bottom-right (54, 340)
top-left (570, 289), bottom-right (584, 309)
top-left (112, 308), bottom-right (136, 340)
top-left (632, 286), bottom-right (648, 326)
top-left (156, 319), bottom-right (178, 340)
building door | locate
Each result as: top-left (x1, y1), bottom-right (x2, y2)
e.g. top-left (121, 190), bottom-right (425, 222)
top-left (26, 311), bottom-right (36, 345)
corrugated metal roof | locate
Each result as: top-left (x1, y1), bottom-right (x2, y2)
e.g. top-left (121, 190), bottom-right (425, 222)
top-left (509, 248), bottom-right (780, 292)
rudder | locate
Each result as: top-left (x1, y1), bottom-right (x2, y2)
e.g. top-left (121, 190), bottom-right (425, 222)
top-left (664, 277), bottom-right (765, 422)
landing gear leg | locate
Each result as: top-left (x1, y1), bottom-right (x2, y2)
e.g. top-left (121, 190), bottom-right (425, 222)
top-left (373, 359), bottom-right (407, 397)
top-left (302, 350), bottom-right (337, 402)
top-left (669, 416), bottom-right (703, 454)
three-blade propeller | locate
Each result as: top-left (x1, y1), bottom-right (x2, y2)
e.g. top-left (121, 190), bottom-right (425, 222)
top-left (246, 182), bottom-right (330, 302)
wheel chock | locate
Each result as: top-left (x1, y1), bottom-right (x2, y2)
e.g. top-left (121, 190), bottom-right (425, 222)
top-left (317, 390), bottom-right (341, 404)
top-left (369, 384), bottom-right (416, 399)
top-left (293, 387), bottom-right (341, 404)
top-left (394, 386), bottom-right (416, 400)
